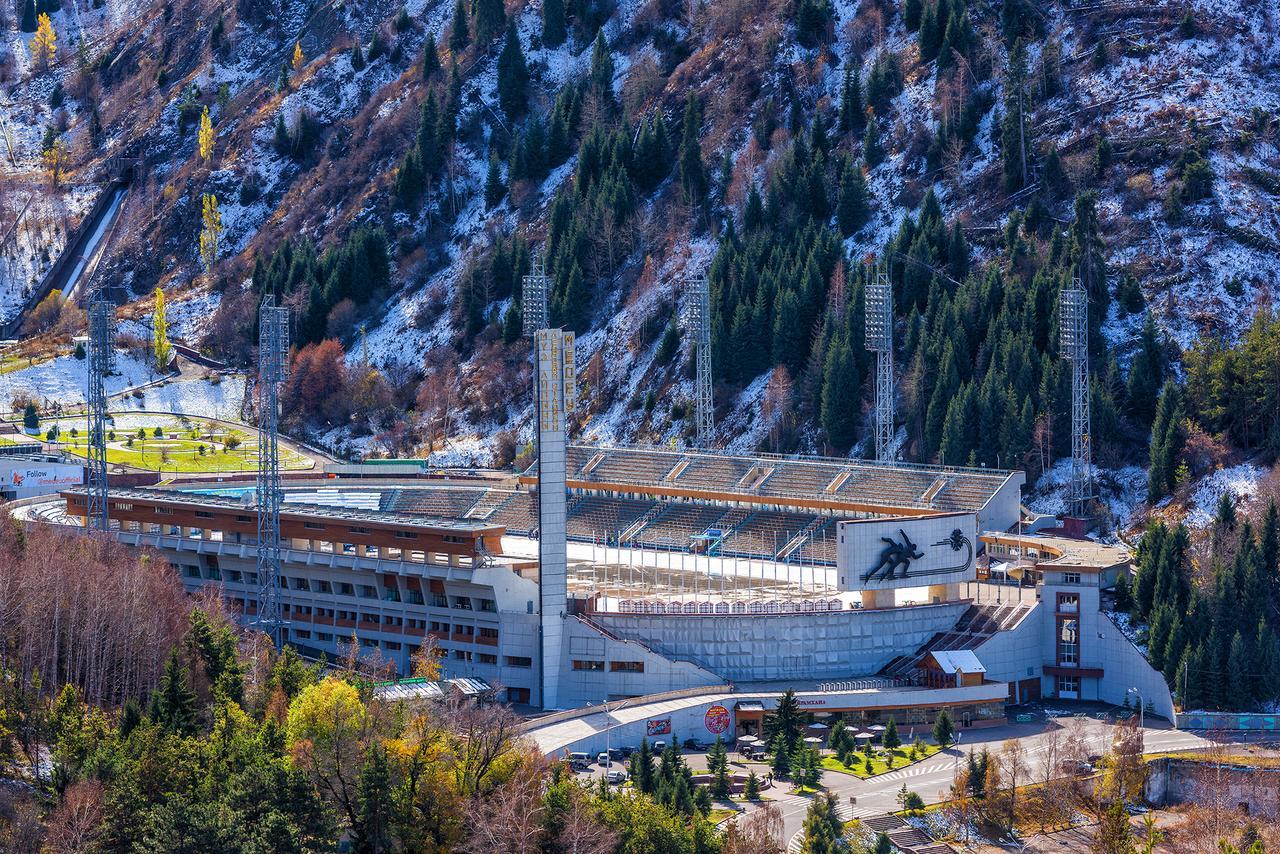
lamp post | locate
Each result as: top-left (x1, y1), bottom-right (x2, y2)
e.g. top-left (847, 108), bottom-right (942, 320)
top-left (1128, 687), bottom-right (1143, 733)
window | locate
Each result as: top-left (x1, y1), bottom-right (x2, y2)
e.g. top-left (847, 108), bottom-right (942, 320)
top-left (155, 507), bottom-right (171, 516)
top-left (1062, 572), bottom-right (1081, 585)
top-left (610, 661), bottom-right (645, 673)
top-left (572, 660), bottom-right (604, 672)
top-left (349, 526), bottom-right (370, 535)
top-left (452, 597), bottom-right (473, 610)
top-left (195, 511), bottom-right (214, 519)
top-left (454, 650), bottom-right (473, 662)
top-left (506, 656), bottom-right (532, 668)
top-left (384, 641), bottom-right (402, 651)
top-left (182, 565), bottom-right (200, 578)
top-left (1057, 593), bottom-right (1079, 613)
top-left (430, 621), bottom-right (450, 633)
top-left (395, 531), bottom-right (417, 540)
top-left (1057, 675), bottom-right (1080, 697)
top-left (293, 629), bottom-right (312, 640)
top-left (478, 599), bottom-right (496, 612)
top-left (304, 522), bottom-right (325, 531)
top-left (316, 580), bottom-right (332, 594)
top-left (507, 687), bottom-right (530, 704)
top-left (478, 653), bottom-right (497, 664)
top-left (338, 583), bottom-right (355, 595)
top-left (317, 632), bottom-right (333, 642)
top-left (358, 585), bottom-right (376, 599)
top-left (291, 577), bottom-right (309, 591)
top-left (430, 594), bottom-right (449, 608)
top-left (1057, 618), bottom-right (1079, 665)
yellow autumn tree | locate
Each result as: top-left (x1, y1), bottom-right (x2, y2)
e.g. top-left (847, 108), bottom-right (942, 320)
top-left (153, 288), bottom-right (171, 369)
top-left (32, 13), bottom-right (56, 72)
top-left (292, 41), bottom-right (304, 72)
top-left (198, 193), bottom-right (222, 272)
top-left (42, 137), bottom-right (68, 185)
top-left (197, 106), bottom-right (213, 160)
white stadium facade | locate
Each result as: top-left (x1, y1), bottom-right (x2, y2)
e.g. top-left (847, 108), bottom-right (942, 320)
top-left (19, 437), bottom-right (1174, 755)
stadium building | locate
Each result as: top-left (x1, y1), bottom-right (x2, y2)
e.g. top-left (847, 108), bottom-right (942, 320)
top-left (20, 436), bottom-right (1173, 750)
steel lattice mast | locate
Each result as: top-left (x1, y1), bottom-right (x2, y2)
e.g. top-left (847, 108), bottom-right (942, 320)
top-left (86, 298), bottom-right (113, 532)
top-left (1059, 279), bottom-right (1094, 519)
top-left (864, 265), bottom-right (895, 462)
top-left (685, 270), bottom-right (714, 448)
top-left (522, 252), bottom-right (549, 337)
top-left (255, 296), bottom-right (290, 648)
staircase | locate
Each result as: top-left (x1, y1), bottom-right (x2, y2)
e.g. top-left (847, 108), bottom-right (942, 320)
top-left (464, 489), bottom-right (514, 520)
top-left (620, 501), bottom-right (665, 543)
top-left (778, 515), bottom-right (827, 560)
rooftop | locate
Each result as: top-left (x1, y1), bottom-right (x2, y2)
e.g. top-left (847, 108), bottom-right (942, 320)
top-left (62, 485), bottom-right (502, 535)
top-left (981, 531), bottom-right (1131, 570)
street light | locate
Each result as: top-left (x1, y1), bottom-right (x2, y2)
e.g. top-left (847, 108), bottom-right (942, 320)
top-left (1127, 687), bottom-right (1143, 732)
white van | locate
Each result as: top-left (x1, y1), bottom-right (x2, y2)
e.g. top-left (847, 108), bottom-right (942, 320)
top-left (597, 752), bottom-right (611, 767)
top-left (568, 752), bottom-right (591, 771)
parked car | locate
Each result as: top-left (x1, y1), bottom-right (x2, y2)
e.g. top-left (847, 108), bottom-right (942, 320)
top-left (568, 752), bottom-right (591, 771)
top-left (606, 767), bottom-right (629, 784)
top-left (597, 752), bottom-right (610, 767)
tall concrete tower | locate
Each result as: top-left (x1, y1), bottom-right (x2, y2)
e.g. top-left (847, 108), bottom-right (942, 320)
top-left (535, 328), bottom-right (574, 709)
top-left (1059, 279), bottom-right (1094, 519)
top-left (864, 265), bottom-right (895, 462)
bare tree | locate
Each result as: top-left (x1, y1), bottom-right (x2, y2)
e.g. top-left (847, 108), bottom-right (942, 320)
top-left (723, 803), bottom-right (785, 854)
top-left (42, 779), bottom-right (104, 853)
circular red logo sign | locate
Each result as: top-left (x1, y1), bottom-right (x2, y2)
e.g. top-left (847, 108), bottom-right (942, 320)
top-left (704, 704), bottom-right (730, 735)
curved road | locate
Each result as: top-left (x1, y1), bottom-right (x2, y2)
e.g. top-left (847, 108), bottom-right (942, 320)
top-left (743, 717), bottom-right (1218, 847)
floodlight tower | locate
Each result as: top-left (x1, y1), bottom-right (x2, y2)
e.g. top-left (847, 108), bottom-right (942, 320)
top-left (86, 297), bottom-right (113, 532)
top-left (864, 265), bottom-right (895, 462)
top-left (255, 295), bottom-right (290, 649)
top-left (522, 252), bottom-right (550, 337)
top-left (684, 270), bottom-right (714, 448)
top-left (1059, 279), bottom-right (1094, 519)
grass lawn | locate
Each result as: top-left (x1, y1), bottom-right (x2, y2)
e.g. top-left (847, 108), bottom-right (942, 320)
top-left (41, 414), bottom-right (311, 473)
top-left (822, 744), bottom-right (944, 778)
top-left (708, 808), bottom-right (739, 824)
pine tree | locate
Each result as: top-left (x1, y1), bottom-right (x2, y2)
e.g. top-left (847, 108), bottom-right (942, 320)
top-left (449, 0), bottom-right (469, 51)
top-left (836, 159), bottom-right (869, 236)
top-left (744, 770), bottom-right (761, 800)
top-left (421, 33), bottom-right (439, 79)
top-left (932, 709), bottom-right (954, 746)
top-left (151, 649), bottom-right (197, 736)
top-left (475, 0), bottom-right (505, 43)
top-left (770, 734), bottom-right (792, 778)
top-left (1114, 571), bottom-right (1133, 613)
top-left (821, 339), bottom-right (858, 450)
top-left (543, 0), bottom-right (567, 47)
top-left (153, 288), bottom-right (172, 370)
top-left (1147, 380), bottom-right (1184, 502)
top-left (588, 32), bottom-right (614, 99)
top-left (678, 92), bottom-right (707, 206)
top-left (484, 148), bottom-right (505, 208)
top-left (903, 0), bottom-right (923, 31)
top-left (863, 116), bottom-right (884, 167)
top-left (1001, 39), bottom-right (1029, 192)
top-left (496, 22), bottom-right (528, 121)
top-left (351, 41), bottom-right (366, 71)
top-left (883, 716), bottom-right (900, 750)
top-left (634, 738), bottom-right (656, 793)
top-left (352, 743), bottom-right (394, 854)
top-left (838, 64), bottom-right (864, 134)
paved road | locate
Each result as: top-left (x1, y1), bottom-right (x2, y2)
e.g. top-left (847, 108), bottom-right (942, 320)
top-left (763, 718), bottom-right (1216, 846)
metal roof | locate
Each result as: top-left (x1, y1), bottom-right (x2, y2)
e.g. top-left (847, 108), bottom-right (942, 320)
top-left (928, 649), bottom-right (987, 674)
top-left (62, 485), bottom-right (501, 534)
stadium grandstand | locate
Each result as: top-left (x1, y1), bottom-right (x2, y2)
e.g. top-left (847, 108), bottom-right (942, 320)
top-left (11, 440), bottom-right (1177, 742)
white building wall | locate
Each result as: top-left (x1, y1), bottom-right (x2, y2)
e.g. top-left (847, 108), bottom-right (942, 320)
top-left (979, 473), bottom-right (1025, 534)
top-left (557, 618), bottom-right (724, 708)
top-left (973, 602), bottom-right (1044, 694)
top-left (595, 602), bottom-right (969, 681)
top-left (1094, 612), bottom-right (1175, 720)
